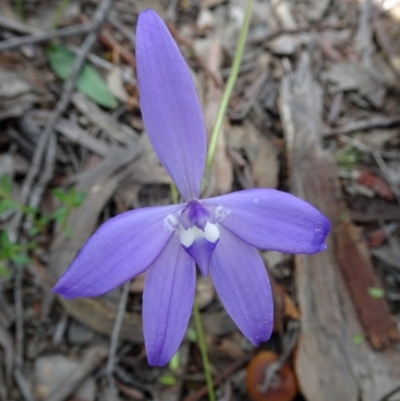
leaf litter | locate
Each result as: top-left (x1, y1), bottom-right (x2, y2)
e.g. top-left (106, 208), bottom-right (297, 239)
top-left (1, 0), bottom-right (400, 400)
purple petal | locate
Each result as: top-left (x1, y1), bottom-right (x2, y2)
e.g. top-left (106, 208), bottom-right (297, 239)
top-left (204, 189), bottom-right (330, 254)
top-left (53, 204), bottom-right (183, 299)
top-left (209, 227), bottom-right (273, 345)
top-left (143, 237), bottom-right (195, 366)
top-left (136, 10), bottom-right (207, 201)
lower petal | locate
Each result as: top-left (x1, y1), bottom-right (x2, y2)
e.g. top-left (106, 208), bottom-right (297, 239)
top-left (209, 227), bottom-right (273, 345)
top-left (53, 204), bottom-right (183, 299)
top-left (143, 237), bottom-right (196, 366)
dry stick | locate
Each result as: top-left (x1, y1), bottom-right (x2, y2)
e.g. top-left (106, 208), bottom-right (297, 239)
top-left (14, 369), bottom-right (34, 401)
top-left (0, 15), bottom-right (38, 35)
top-left (29, 134), bottom-right (57, 210)
top-left (323, 116), bottom-right (400, 137)
top-left (0, 22), bottom-right (93, 51)
top-left (355, 0), bottom-right (373, 58)
top-left (106, 281), bottom-right (130, 401)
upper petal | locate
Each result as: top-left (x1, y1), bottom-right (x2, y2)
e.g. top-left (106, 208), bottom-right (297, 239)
top-left (52, 204), bottom-right (183, 299)
top-left (204, 189), bottom-right (330, 254)
top-left (136, 10), bottom-right (207, 201)
top-left (209, 226), bottom-right (273, 345)
top-left (143, 236), bottom-right (196, 366)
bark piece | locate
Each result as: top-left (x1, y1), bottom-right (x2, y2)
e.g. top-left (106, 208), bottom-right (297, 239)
top-left (279, 53), bottom-right (400, 401)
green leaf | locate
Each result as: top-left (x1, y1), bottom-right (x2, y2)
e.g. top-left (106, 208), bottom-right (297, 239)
top-left (0, 175), bottom-right (11, 195)
top-left (0, 262), bottom-right (10, 278)
top-left (10, 253), bottom-right (30, 266)
top-left (186, 327), bottom-right (197, 342)
top-left (0, 231), bottom-right (11, 248)
top-left (22, 205), bottom-right (38, 216)
top-left (368, 287), bottom-right (385, 298)
top-left (71, 191), bottom-right (86, 207)
top-left (159, 375), bottom-right (177, 386)
top-left (46, 45), bottom-right (118, 108)
top-left (52, 207), bottom-right (68, 223)
top-left (169, 352), bottom-right (179, 371)
top-left (352, 333), bottom-right (364, 345)
top-left (0, 199), bottom-right (17, 214)
top-left (64, 226), bottom-right (73, 238)
top-left (51, 188), bottom-right (68, 202)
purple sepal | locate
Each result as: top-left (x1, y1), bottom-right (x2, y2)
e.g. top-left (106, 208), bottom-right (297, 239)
top-left (136, 10), bottom-right (207, 201)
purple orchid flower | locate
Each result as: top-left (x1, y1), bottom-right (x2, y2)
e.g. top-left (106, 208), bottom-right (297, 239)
top-left (53, 10), bottom-right (330, 366)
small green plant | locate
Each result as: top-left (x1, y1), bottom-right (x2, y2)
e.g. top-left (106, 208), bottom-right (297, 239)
top-left (51, 187), bottom-right (86, 235)
top-left (336, 147), bottom-right (363, 171)
top-left (352, 333), bottom-right (364, 345)
top-left (0, 175), bottom-right (18, 214)
top-left (159, 374), bottom-right (177, 386)
top-left (367, 287), bottom-right (385, 298)
top-left (0, 176), bottom-right (85, 274)
top-left (13, 0), bottom-right (25, 19)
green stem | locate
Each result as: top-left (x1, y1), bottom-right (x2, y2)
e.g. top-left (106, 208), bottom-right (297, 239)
top-left (170, 182), bottom-right (179, 205)
top-left (205, 0), bottom-right (254, 178)
top-left (193, 301), bottom-right (215, 401)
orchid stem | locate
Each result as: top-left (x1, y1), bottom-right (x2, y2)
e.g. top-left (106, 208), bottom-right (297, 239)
top-left (170, 182), bottom-right (179, 204)
top-left (205, 0), bottom-right (254, 177)
top-left (193, 301), bottom-right (215, 401)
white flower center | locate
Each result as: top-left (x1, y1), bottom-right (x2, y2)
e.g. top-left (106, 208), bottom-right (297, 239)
top-left (180, 222), bottom-right (219, 247)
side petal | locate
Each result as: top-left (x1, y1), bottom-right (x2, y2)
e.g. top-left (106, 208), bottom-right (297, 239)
top-left (143, 237), bottom-right (195, 366)
top-left (136, 10), bottom-right (207, 201)
top-left (209, 227), bottom-right (273, 345)
top-left (204, 189), bottom-right (330, 254)
top-left (53, 204), bottom-right (183, 299)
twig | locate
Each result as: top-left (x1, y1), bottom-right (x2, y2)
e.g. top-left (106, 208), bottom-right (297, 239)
top-left (44, 346), bottom-right (108, 401)
top-left (249, 21), bottom-right (349, 45)
top-left (13, 264), bottom-right (35, 401)
top-left (0, 22), bottom-right (93, 51)
top-left (337, 134), bottom-right (400, 160)
top-left (14, 369), bottom-right (35, 401)
top-left (106, 281), bottom-right (130, 401)
top-left (228, 72), bottom-right (268, 120)
top-left (355, 0), bottom-right (373, 58)
top-left (323, 116), bottom-right (400, 137)
top-left (0, 15), bottom-right (38, 35)
top-left (28, 132), bottom-right (57, 209)
top-left (8, 0), bottom-right (113, 239)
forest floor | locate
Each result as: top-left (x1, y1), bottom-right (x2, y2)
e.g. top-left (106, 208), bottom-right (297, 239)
top-left (1, 0), bottom-right (400, 400)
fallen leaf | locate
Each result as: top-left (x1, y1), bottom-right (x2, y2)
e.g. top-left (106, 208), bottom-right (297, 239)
top-left (246, 351), bottom-right (297, 401)
top-left (46, 44), bottom-right (117, 108)
top-left (356, 170), bottom-right (394, 200)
